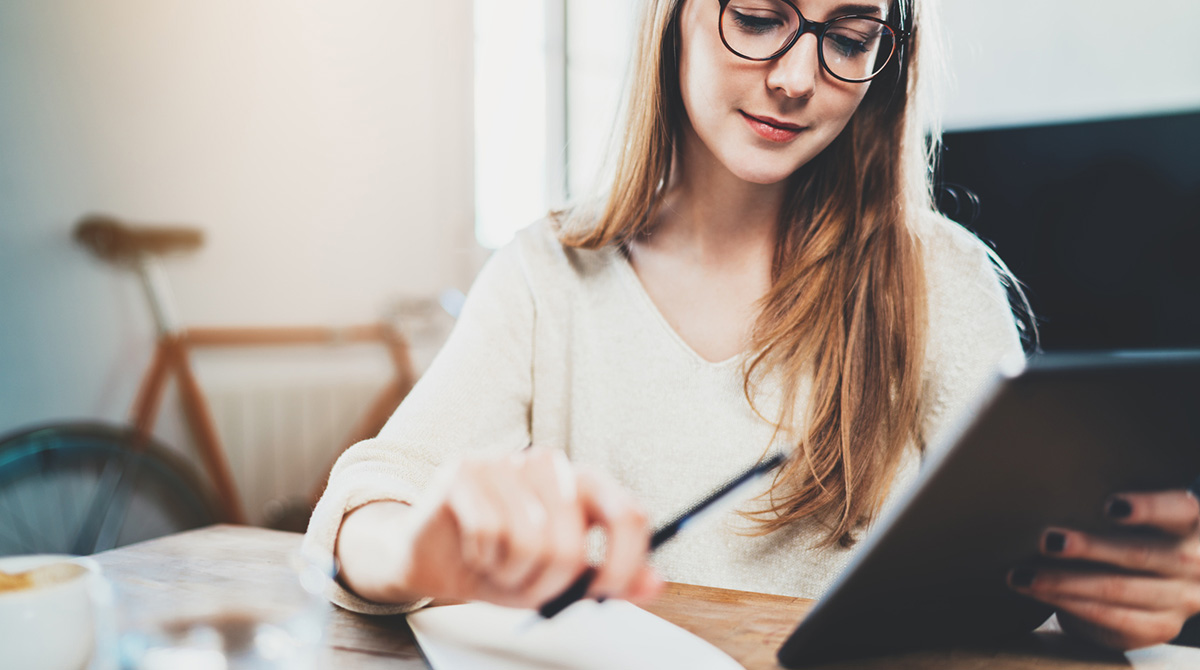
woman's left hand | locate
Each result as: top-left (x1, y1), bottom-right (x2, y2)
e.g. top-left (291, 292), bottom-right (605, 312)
top-left (1008, 489), bottom-right (1200, 650)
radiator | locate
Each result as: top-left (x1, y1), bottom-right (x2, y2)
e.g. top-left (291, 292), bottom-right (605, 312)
top-left (197, 346), bottom-right (393, 528)
top-left (187, 298), bottom-right (455, 528)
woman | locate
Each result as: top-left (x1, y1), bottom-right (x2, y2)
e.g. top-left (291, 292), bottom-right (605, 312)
top-left (306, 0), bottom-right (1200, 650)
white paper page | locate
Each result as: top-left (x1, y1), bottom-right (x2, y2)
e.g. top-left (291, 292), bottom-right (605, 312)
top-left (1126, 644), bottom-right (1200, 670)
top-left (408, 600), bottom-right (746, 670)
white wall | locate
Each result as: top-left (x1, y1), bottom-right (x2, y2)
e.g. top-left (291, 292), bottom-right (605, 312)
top-left (565, 0), bottom-right (640, 198)
top-left (942, 0), bottom-right (1200, 130)
top-left (0, 1), bottom-right (476, 435)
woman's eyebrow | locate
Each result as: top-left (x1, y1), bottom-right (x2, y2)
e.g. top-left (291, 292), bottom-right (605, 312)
top-left (828, 3), bottom-right (886, 16)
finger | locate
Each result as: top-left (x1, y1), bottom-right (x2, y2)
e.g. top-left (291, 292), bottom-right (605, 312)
top-left (479, 464), bottom-right (549, 590)
top-left (444, 461), bottom-right (505, 573)
top-left (467, 572), bottom-right (545, 609)
top-left (519, 450), bottom-right (590, 604)
top-left (626, 565), bottom-right (665, 604)
top-left (1040, 527), bottom-right (1200, 579)
top-left (1106, 490), bottom-right (1200, 536)
top-left (404, 501), bottom-right (481, 599)
top-left (1009, 566), bottom-right (1198, 613)
top-left (1052, 599), bottom-right (1186, 650)
top-left (576, 468), bottom-right (651, 600)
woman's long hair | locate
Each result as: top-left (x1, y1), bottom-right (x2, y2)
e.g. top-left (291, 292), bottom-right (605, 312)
top-left (556, 0), bottom-right (946, 547)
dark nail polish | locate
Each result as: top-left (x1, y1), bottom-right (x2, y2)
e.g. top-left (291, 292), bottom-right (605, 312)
top-left (1044, 531), bottom-right (1066, 553)
top-left (1011, 567), bottom-right (1036, 588)
top-left (1107, 497), bottom-right (1132, 519)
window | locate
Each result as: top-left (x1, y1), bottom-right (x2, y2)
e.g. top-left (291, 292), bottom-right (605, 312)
top-left (473, 0), bottom-right (557, 249)
top-left (473, 0), bottom-right (638, 248)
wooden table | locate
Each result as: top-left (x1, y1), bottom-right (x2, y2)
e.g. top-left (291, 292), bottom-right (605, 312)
top-left (93, 525), bottom-right (1200, 669)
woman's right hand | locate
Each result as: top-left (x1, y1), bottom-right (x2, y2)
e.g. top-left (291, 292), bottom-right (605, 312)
top-left (336, 447), bottom-right (663, 609)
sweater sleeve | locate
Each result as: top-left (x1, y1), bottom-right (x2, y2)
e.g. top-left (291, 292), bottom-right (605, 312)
top-left (919, 215), bottom-right (1028, 453)
top-left (302, 238), bottom-right (536, 615)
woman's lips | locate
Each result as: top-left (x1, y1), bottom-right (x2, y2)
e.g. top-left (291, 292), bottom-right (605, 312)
top-left (740, 111), bottom-right (805, 143)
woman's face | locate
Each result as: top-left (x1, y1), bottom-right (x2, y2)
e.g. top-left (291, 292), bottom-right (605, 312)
top-left (675, 0), bottom-right (889, 185)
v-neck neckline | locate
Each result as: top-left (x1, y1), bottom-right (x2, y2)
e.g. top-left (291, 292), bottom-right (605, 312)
top-left (610, 245), bottom-right (747, 369)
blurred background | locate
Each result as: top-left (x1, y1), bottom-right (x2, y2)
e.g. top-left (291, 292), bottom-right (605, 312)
top-left (1, 0), bottom-right (1197, 529)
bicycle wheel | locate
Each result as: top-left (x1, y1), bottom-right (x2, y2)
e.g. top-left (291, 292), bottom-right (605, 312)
top-left (0, 422), bottom-right (219, 556)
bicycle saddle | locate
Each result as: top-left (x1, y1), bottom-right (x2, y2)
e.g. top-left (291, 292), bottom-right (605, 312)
top-left (74, 214), bottom-right (204, 264)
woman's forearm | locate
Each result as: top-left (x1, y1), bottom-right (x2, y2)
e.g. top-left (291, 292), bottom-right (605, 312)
top-left (335, 500), bottom-right (424, 604)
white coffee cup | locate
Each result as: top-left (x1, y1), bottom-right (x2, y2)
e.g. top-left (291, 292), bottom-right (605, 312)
top-left (0, 554), bottom-right (107, 670)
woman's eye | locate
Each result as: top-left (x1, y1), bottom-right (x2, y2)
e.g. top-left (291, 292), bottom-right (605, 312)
top-left (731, 10), bottom-right (785, 34)
top-left (825, 32), bottom-right (871, 58)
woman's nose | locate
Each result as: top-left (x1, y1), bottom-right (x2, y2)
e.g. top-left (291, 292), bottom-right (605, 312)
top-left (765, 33), bottom-right (820, 99)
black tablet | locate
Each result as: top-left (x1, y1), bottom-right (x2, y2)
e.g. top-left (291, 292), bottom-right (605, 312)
top-left (777, 350), bottom-right (1200, 667)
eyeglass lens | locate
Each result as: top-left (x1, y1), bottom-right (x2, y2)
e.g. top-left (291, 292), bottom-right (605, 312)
top-left (720, 0), bottom-right (896, 82)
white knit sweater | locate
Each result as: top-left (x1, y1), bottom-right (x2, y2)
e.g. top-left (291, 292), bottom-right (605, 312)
top-left (303, 212), bottom-right (1024, 615)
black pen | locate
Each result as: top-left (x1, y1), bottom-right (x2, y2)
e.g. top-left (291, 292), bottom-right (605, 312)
top-left (537, 452), bottom-right (787, 619)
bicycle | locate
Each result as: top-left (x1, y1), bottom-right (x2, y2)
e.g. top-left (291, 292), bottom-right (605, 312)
top-left (0, 215), bottom-right (419, 556)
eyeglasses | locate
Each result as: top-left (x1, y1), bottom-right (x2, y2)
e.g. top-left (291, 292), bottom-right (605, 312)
top-left (717, 0), bottom-right (907, 83)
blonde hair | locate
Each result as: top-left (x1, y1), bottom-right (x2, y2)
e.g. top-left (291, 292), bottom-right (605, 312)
top-left (557, 0), bottom-right (947, 547)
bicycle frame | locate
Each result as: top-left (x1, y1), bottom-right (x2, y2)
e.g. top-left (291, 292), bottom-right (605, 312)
top-left (126, 253), bottom-right (416, 525)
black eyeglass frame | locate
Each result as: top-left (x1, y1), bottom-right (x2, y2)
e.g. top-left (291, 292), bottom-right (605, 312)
top-left (716, 0), bottom-right (911, 83)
